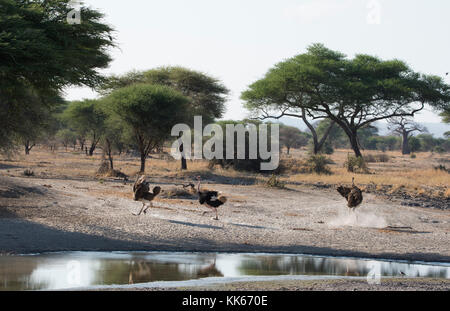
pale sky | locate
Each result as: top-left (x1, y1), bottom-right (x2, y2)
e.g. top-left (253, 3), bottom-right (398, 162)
top-left (65, 0), bottom-right (450, 125)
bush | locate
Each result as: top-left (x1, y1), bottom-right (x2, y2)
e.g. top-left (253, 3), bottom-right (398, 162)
top-left (23, 169), bottom-right (34, 177)
top-left (410, 153), bottom-right (417, 159)
top-left (365, 153), bottom-right (390, 163)
top-left (265, 174), bottom-right (286, 188)
top-left (276, 158), bottom-right (308, 174)
top-left (345, 155), bottom-right (368, 173)
top-left (306, 154), bottom-right (333, 175)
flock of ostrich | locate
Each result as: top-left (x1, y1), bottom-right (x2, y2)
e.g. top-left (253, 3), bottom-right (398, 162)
top-left (131, 175), bottom-right (362, 221)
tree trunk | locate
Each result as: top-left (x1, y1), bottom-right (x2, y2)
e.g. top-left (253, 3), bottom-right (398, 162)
top-left (286, 146), bottom-right (291, 155)
top-left (300, 109), bottom-right (334, 154)
top-left (140, 153), bottom-right (146, 173)
top-left (24, 140), bottom-right (34, 155)
top-left (108, 154), bottom-right (114, 170)
top-left (106, 139), bottom-right (114, 170)
top-left (180, 143), bottom-right (187, 170)
top-left (89, 144), bottom-right (95, 156)
top-left (401, 131), bottom-right (411, 155)
top-left (349, 132), bottom-right (363, 157)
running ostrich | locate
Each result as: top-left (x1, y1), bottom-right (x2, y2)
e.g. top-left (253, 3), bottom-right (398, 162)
top-left (337, 177), bottom-right (363, 211)
top-left (185, 176), bottom-right (227, 220)
top-left (132, 175), bottom-right (161, 216)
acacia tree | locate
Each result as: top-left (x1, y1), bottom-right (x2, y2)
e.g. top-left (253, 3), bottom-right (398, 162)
top-left (62, 100), bottom-right (107, 156)
top-left (388, 116), bottom-right (427, 154)
top-left (104, 84), bottom-right (190, 173)
top-left (242, 71), bottom-right (335, 155)
top-left (279, 125), bottom-right (309, 154)
top-left (0, 0), bottom-right (114, 152)
top-left (441, 110), bottom-right (450, 123)
top-left (243, 44), bottom-right (450, 157)
top-left (100, 66), bottom-right (229, 169)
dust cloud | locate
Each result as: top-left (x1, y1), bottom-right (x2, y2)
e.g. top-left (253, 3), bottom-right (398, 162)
top-left (328, 207), bottom-right (387, 228)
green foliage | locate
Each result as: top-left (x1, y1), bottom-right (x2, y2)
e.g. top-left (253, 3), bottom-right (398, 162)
top-left (279, 125), bottom-right (309, 154)
top-left (0, 0), bottom-right (114, 152)
top-left (56, 128), bottom-right (77, 149)
top-left (305, 154), bottom-right (333, 175)
top-left (265, 174), bottom-right (286, 189)
top-left (207, 119), bottom-right (280, 173)
top-left (242, 43), bottom-right (450, 157)
top-left (101, 66), bottom-right (229, 124)
top-left (364, 153), bottom-right (390, 163)
top-left (441, 110), bottom-right (450, 123)
top-left (344, 155), bottom-right (368, 173)
top-left (104, 84), bottom-right (190, 171)
top-left (62, 99), bottom-right (107, 155)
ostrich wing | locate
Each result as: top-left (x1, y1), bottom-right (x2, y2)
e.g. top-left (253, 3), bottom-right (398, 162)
top-left (133, 176), bottom-right (149, 200)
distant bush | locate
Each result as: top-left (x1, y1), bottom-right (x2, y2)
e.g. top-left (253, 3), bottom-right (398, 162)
top-left (345, 155), bottom-right (368, 173)
top-left (23, 169), bottom-right (34, 177)
top-left (410, 153), bottom-right (417, 159)
top-left (306, 154), bottom-right (333, 175)
top-left (276, 158), bottom-right (308, 174)
top-left (434, 165), bottom-right (449, 173)
top-left (265, 174), bottom-right (286, 188)
top-left (364, 153), bottom-right (390, 163)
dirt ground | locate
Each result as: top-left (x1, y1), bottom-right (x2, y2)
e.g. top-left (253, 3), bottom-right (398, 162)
top-left (1, 174), bottom-right (449, 263)
top-left (114, 278), bottom-right (450, 291)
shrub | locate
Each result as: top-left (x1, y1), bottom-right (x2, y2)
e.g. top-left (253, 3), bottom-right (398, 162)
top-left (23, 169), bottom-right (34, 177)
top-left (434, 165), bottom-right (449, 173)
top-left (410, 153), bottom-right (417, 159)
top-left (306, 154), bottom-right (333, 175)
top-left (276, 158), bottom-right (308, 174)
top-left (265, 174), bottom-right (286, 188)
top-left (345, 155), bottom-right (369, 173)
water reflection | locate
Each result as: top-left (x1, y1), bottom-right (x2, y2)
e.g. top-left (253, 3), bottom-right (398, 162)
top-left (0, 252), bottom-right (449, 290)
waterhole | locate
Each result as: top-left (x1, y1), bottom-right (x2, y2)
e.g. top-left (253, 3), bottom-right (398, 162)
top-left (1, 252), bottom-right (449, 290)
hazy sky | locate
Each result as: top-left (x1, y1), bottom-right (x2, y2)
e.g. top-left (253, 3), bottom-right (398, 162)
top-left (65, 0), bottom-right (450, 125)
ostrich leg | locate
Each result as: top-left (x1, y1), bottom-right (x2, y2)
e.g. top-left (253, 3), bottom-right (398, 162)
top-left (143, 202), bottom-right (153, 214)
top-left (134, 203), bottom-right (146, 216)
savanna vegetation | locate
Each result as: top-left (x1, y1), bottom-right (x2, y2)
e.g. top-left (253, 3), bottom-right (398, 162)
top-left (1, 2), bottom-right (449, 202)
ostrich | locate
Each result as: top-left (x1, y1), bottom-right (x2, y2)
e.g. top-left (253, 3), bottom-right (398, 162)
top-left (337, 177), bottom-right (363, 212)
top-left (185, 176), bottom-right (227, 220)
top-left (132, 175), bottom-right (161, 216)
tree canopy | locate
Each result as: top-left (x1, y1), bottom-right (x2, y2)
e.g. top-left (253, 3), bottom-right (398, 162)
top-left (100, 66), bottom-right (229, 169)
top-left (0, 0), bottom-right (114, 152)
top-left (242, 43), bottom-right (450, 157)
top-left (104, 84), bottom-right (190, 172)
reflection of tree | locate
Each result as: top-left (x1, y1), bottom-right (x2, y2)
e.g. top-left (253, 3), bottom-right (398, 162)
top-left (0, 257), bottom-right (48, 290)
top-left (237, 256), bottom-right (450, 279)
top-left (237, 256), bottom-right (372, 277)
top-left (196, 259), bottom-right (223, 278)
top-left (93, 255), bottom-right (224, 285)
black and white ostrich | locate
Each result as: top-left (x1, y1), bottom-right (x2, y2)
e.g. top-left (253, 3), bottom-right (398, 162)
top-left (185, 176), bottom-right (227, 220)
top-left (132, 175), bottom-right (161, 216)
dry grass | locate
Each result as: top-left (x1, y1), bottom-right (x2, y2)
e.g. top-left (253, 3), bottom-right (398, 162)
top-left (1, 146), bottom-right (449, 199)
